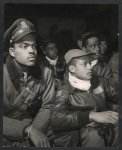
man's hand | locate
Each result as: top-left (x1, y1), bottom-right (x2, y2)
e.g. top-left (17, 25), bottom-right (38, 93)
top-left (89, 111), bottom-right (118, 125)
top-left (25, 126), bottom-right (50, 147)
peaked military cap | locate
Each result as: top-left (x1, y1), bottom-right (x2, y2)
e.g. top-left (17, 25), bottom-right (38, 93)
top-left (4, 18), bottom-right (36, 50)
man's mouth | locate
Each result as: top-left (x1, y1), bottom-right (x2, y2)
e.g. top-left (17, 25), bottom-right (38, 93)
top-left (53, 55), bottom-right (57, 58)
top-left (87, 72), bottom-right (92, 75)
top-left (28, 56), bottom-right (36, 60)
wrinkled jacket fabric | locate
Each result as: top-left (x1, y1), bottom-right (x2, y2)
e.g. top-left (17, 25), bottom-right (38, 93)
top-left (109, 52), bottom-right (119, 88)
top-left (3, 56), bottom-right (55, 141)
top-left (51, 73), bottom-right (118, 132)
top-left (93, 60), bottom-right (112, 79)
top-left (40, 56), bottom-right (65, 80)
top-left (40, 56), bottom-right (65, 91)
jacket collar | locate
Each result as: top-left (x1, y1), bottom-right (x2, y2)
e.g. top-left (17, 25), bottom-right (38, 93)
top-left (63, 69), bottom-right (76, 94)
top-left (6, 55), bottom-right (23, 91)
top-left (6, 55), bottom-right (44, 91)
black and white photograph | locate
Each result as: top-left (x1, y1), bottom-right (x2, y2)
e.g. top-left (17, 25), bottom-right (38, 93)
top-left (1, 0), bottom-right (121, 148)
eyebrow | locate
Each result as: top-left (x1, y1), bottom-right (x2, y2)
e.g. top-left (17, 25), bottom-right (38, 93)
top-left (20, 42), bottom-right (37, 45)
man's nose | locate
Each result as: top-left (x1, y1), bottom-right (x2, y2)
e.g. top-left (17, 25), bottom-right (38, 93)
top-left (53, 48), bottom-right (58, 54)
top-left (95, 45), bottom-right (100, 51)
top-left (95, 46), bottom-right (101, 55)
top-left (28, 46), bottom-right (36, 53)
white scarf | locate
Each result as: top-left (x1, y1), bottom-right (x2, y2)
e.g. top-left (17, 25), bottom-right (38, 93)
top-left (69, 72), bottom-right (91, 91)
top-left (46, 56), bottom-right (58, 66)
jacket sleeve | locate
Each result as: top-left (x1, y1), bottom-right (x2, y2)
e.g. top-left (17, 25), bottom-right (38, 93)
top-left (109, 53), bottom-right (119, 87)
top-left (93, 62), bottom-right (118, 88)
top-left (50, 88), bottom-right (90, 132)
top-left (3, 116), bottom-right (32, 141)
top-left (32, 67), bottom-right (55, 133)
top-left (3, 93), bottom-right (32, 140)
top-left (93, 62), bottom-right (112, 79)
top-left (102, 78), bottom-right (118, 103)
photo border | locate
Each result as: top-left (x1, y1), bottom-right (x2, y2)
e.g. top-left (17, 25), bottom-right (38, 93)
top-left (0, 0), bottom-right (122, 150)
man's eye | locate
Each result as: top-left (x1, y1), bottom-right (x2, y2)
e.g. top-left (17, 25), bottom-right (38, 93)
top-left (32, 45), bottom-right (37, 49)
top-left (92, 45), bottom-right (95, 49)
top-left (47, 48), bottom-right (52, 51)
top-left (80, 63), bottom-right (85, 67)
top-left (20, 44), bottom-right (27, 49)
top-left (50, 48), bottom-right (54, 51)
top-left (23, 45), bottom-right (27, 49)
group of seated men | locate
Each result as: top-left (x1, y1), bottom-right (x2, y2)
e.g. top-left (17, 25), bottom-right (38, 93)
top-left (3, 18), bottom-right (118, 147)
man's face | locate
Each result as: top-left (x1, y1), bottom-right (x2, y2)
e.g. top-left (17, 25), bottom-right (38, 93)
top-left (10, 39), bottom-right (37, 67)
top-left (45, 43), bottom-right (58, 60)
top-left (100, 41), bottom-right (107, 55)
top-left (86, 37), bottom-right (101, 59)
top-left (70, 57), bottom-right (93, 80)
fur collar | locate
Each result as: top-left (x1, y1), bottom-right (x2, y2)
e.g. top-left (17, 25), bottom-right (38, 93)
top-left (6, 55), bottom-right (23, 91)
top-left (5, 55), bottom-right (43, 91)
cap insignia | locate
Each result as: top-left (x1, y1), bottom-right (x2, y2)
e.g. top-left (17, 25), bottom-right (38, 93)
top-left (18, 29), bottom-right (23, 34)
top-left (20, 21), bottom-right (29, 29)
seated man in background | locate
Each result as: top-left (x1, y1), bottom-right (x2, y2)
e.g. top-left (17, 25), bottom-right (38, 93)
top-left (39, 39), bottom-right (65, 91)
top-left (77, 32), bottom-right (113, 81)
top-left (80, 32), bottom-right (118, 109)
top-left (3, 18), bottom-right (55, 147)
top-left (99, 34), bottom-right (109, 63)
top-left (51, 49), bottom-right (118, 147)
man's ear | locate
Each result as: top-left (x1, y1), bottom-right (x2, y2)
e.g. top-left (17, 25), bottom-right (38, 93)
top-left (77, 40), bottom-right (82, 49)
top-left (9, 47), bottom-right (15, 57)
top-left (69, 65), bottom-right (75, 73)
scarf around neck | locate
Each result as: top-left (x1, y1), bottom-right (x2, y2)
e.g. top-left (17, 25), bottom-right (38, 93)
top-left (69, 72), bottom-right (91, 91)
top-left (46, 56), bottom-right (58, 66)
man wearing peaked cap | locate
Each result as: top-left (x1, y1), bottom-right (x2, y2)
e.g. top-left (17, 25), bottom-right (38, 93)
top-left (50, 49), bottom-right (118, 147)
top-left (3, 18), bottom-right (55, 147)
top-left (4, 18), bottom-right (36, 52)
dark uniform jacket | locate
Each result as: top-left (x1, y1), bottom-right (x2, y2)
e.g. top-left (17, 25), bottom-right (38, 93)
top-left (51, 73), bottom-right (118, 132)
top-left (93, 60), bottom-right (112, 79)
top-left (40, 56), bottom-right (65, 80)
top-left (40, 56), bottom-right (65, 90)
top-left (91, 59), bottom-right (117, 89)
top-left (3, 56), bottom-right (55, 142)
top-left (109, 52), bottom-right (119, 88)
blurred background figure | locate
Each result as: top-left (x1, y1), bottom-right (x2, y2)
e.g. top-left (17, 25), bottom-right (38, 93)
top-left (109, 52), bottom-right (119, 88)
top-left (39, 39), bottom-right (65, 91)
top-left (108, 33), bottom-right (119, 88)
top-left (77, 31), bottom-right (94, 50)
top-left (99, 34), bottom-right (108, 63)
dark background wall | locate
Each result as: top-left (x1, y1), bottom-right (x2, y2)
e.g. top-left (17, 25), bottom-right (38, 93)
top-left (4, 4), bottom-right (118, 54)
